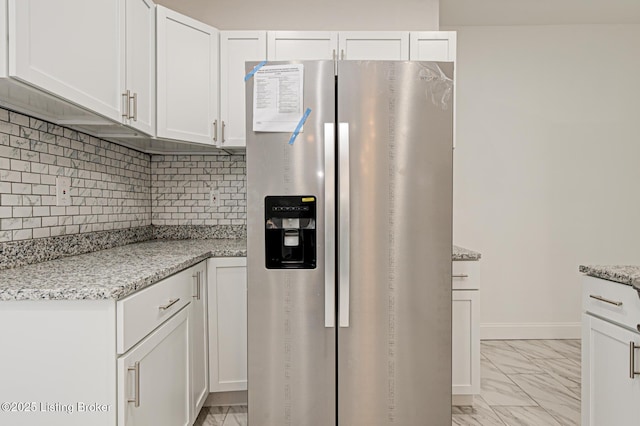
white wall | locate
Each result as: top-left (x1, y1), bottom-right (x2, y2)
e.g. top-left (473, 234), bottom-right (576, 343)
top-left (155, 0), bottom-right (438, 30)
top-left (449, 24), bottom-right (640, 338)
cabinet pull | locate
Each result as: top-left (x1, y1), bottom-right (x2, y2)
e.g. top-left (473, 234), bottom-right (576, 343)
top-left (332, 49), bottom-right (336, 61)
top-left (132, 92), bottom-right (138, 121)
top-left (213, 120), bottom-right (218, 142)
top-left (192, 273), bottom-right (201, 300)
top-left (452, 274), bottom-right (469, 278)
top-left (221, 121), bottom-right (226, 143)
top-left (630, 342), bottom-right (640, 379)
top-left (159, 298), bottom-right (180, 310)
top-left (127, 361), bottom-right (140, 407)
top-left (589, 294), bottom-right (623, 307)
top-left (341, 49), bottom-right (345, 60)
top-left (122, 90), bottom-right (130, 119)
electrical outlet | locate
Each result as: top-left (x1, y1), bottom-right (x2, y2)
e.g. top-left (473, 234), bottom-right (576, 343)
top-left (209, 188), bottom-right (219, 207)
top-left (56, 176), bottom-right (71, 206)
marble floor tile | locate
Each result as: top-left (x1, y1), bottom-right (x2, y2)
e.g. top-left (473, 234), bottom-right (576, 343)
top-left (508, 373), bottom-right (581, 426)
top-left (482, 341), bottom-right (544, 375)
top-left (194, 406), bottom-right (228, 426)
top-left (531, 357), bottom-right (581, 390)
top-left (452, 395), bottom-right (506, 425)
top-left (540, 339), bottom-right (581, 363)
top-left (480, 359), bottom-right (538, 407)
top-left (493, 406), bottom-right (563, 426)
top-left (507, 340), bottom-right (565, 360)
top-left (222, 405), bottom-right (247, 426)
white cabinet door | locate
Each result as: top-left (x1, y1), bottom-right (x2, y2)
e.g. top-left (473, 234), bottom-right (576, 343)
top-left (409, 31), bottom-right (456, 61)
top-left (208, 257), bottom-right (247, 392)
top-left (219, 31), bottom-right (267, 148)
top-left (118, 307), bottom-right (190, 426)
top-left (267, 31), bottom-right (337, 60)
top-left (9, 0), bottom-right (124, 122)
top-left (452, 289), bottom-right (480, 396)
top-left (409, 31), bottom-right (456, 148)
top-left (124, 0), bottom-right (155, 135)
top-left (0, 0), bottom-right (7, 78)
top-left (157, 6), bottom-right (218, 145)
top-left (582, 314), bottom-right (640, 426)
top-left (189, 261), bottom-right (208, 423)
top-left (338, 31), bottom-right (409, 60)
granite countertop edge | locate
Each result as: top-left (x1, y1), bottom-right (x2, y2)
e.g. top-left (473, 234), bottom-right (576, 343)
top-left (0, 239), bottom-right (246, 302)
top-left (0, 241), bottom-right (480, 301)
top-left (452, 245), bottom-right (481, 261)
top-left (579, 264), bottom-right (640, 291)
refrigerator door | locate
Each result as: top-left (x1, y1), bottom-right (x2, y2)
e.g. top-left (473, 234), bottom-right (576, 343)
top-left (246, 61), bottom-right (336, 426)
top-left (337, 61), bottom-right (454, 425)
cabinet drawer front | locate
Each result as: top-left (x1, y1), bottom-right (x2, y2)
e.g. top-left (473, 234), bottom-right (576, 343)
top-left (117, 267), bottom-right (195, 354)
top-left (452, 261), bottom-right (480, 290)
top-left (583, 276), bottom-right (640, 330)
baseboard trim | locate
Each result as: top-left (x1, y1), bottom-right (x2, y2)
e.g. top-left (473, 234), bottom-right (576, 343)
top-left (205, 391), bottom-right (247, 407)
top-left (480, 322), bottom-right (581, 340)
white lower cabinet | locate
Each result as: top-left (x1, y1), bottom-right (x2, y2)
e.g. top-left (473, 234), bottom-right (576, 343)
top-left (452, 260), bottom-right (480, 404)
top-left (189, 262), bottom-right (209, 423)
top-left (208, 257), bottom-right (248, 392)
top-left (582, 276), bottom-right (640, 425)
top-left (0, 260), bottom-right (209, 426)
top-left (118, 308), bottom-right (190, 426)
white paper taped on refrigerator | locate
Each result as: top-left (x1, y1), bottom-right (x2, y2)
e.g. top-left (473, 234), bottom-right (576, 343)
top-left (252, 64), bottom-right (304, 132)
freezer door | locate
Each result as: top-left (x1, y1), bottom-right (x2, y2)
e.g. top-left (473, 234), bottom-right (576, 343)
top-left (337, 61), bottom-right (454, 425)
top-left (246, 61), bottom-right (336, 426)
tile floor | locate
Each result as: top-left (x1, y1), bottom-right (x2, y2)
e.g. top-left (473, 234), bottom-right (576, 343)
top-left (195, 339), bottom-right (581, 426)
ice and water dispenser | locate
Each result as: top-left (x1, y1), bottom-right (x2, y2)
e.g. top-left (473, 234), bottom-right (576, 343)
top-left (264, 196), bottom-right (316, 269)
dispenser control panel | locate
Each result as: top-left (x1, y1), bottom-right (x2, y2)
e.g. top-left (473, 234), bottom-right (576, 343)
top-left (265, 196), bottom-right (316, 269)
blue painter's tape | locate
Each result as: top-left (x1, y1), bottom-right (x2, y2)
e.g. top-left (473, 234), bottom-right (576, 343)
top-left (289, 108), bottom-right (312, 145)
top-left (244, 60), bottom-right (267, 82)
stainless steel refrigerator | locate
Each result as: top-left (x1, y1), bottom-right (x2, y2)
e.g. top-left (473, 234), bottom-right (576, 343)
top-left (246, 60), bottom-right (453, 426)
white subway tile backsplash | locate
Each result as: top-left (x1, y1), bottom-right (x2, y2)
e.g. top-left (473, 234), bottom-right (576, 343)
top-left (0, 107), bottom-right (151, 242)
top-left (0, 107), bottom-right (247, 243)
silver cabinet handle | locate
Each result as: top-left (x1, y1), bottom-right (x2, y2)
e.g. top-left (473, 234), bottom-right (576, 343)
top-left (324, 123), bottom-right (336, 328)
top-left (159, 298), bottom-right (180, 310)
top-left (221, 121), bottom-right (226, 143)
top-left (122, 90), bottom-right (130, 119)
top-left (192, 273), bottom-right (200, 300)
top-left (132, 92), bottom-right (138, 121)
top-left (452, 274), bottom-right (469, 278)
top-left (340, 49), bottom-right (345, 60)
top-left (589, 294), bottom-right (623, 307)
top-left (213, 119), bottom-right (218, 142)
top-left (332, 49), bottom-right (336, 61)
top-left (338, 122), bottom-right (350, 328)
top-left (127, 361), bottom-right (140, 407)
top-left (630, 342), bottom-right (640, 379)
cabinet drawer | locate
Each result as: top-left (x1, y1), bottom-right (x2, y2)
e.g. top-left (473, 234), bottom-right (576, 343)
top-left (452, 261), bottom-right (479, 290)
top-left (117, 266), bottom-right (196, 354)
top-left (583, 275), bottom-right (640, 331)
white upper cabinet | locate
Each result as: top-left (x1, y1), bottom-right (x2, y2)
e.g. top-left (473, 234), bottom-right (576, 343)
top-left (338, 32), bottom-right (409, 60)
top-left (0, 0), bottom-right (7, 78)
top-left (219, 31), bottom-right (267, 148)
top-left (409, 31), bottom-right (456, 61)
top-left (268, 31), bottom-right (338, 61)
top-left (156, 6), bottom-right (218, 145)
top-left (123, 0), bottom-right (155, 135)
top-left (9, 0), bottom-right (124, 122)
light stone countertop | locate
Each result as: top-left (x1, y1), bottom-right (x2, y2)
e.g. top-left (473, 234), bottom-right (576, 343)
top-left (0, 240), bottom-right (480, 301)
top-left (0, 239), bottom-right (246, 301)
top-left (452, 245), bottom-right (481, 261)
top-left (579, 265), bottom-right (640, 291)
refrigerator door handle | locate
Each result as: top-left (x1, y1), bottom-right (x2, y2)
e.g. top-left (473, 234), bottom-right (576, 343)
top-left (338, 122), bottom-right (350, 328)
top-left (324, 123), bottom-right (336, 328)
